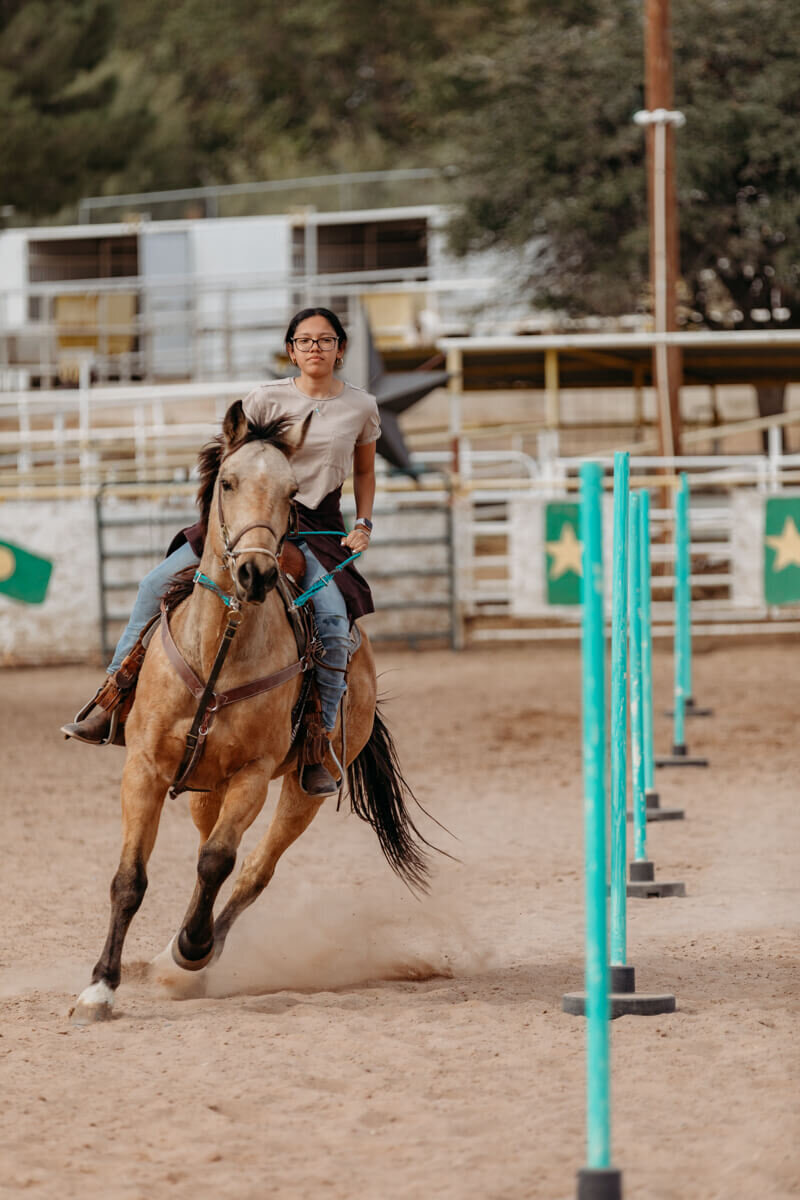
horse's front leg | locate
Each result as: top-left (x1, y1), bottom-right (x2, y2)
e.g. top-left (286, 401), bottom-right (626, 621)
top-left (211, 771), bottom-right (325, 961)
top-left (72, 755), bottom-right (168, 1024)
top-left (171, 760), bottom-right (272, 970)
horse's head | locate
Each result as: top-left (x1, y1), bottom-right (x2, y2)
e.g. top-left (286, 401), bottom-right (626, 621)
top-left (204, 399), bottom-right (311, 604)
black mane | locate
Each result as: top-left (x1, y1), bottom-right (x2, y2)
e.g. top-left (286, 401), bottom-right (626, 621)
top-left (194, 415), bottom-right (296, 544)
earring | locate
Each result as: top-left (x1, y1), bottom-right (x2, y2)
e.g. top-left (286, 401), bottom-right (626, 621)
top-left (335, 356), bottom-right (343, 369)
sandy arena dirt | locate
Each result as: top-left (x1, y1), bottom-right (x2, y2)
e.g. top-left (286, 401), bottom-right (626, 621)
top-left (1, 640), bottom-right (798, 1200)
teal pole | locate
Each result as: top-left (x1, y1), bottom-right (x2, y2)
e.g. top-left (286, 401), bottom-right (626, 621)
top-left (629, 493), bottom-right (647, 863)
top-left (609, 453), bottom-right (629, 967)
top-left (639, 490), bottom-right (656, 799)
top-left (673, 476), bottom-right (688, 753)
top-left (680, 472), bottom-right (693, 707)
top-left (579, 462), bottom-right (610, 1170)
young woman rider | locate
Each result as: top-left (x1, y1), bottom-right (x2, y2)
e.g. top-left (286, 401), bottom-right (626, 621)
top-left (62, 306), bottom-right (380, 796)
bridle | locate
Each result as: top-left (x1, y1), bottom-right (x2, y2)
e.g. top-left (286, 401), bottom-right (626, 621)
top-left (215, 465), bottom-right (288, 605)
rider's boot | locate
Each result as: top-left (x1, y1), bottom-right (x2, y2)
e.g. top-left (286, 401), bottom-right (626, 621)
top-left (300, 742), bottom-right (340, 796)
top-left (61, 622), bottom-right (154, 746)
top-left (61, 681), bottom-right (116, 744)
top-left (299, 704), bottom-right (342, 796)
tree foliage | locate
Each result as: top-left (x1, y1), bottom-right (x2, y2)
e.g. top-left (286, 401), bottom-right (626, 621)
top-left (446, 0), bottom-right (800, 330)
top-left (0, 0), bottom-right (151, 215)
top-left (0, 0), bottom-right (797, 339)
top-left (0, 0), bottom-right (494, 210)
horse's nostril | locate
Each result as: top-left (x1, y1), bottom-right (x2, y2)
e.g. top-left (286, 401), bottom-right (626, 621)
top-left (237, 560), bottom-right (277, 602)
top-left (237, 562), bottom-right (254, 590)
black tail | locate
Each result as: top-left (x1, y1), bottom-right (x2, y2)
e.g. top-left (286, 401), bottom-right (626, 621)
top-left (347, 704), bottom-right (440, 894)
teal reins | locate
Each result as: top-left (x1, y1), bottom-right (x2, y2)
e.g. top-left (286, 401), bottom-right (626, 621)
top-left (194, 531), bottom-right (363, 611)
top-left (291, 550), bottom-right (362, 609)
top-left (193, 570), bottom-right (239, 607)
top-left (287, 529), bottom-right (363, 609)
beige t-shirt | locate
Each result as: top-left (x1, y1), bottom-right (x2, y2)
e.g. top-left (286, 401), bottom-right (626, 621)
top-left (242, 377), bottom-right (381, 509)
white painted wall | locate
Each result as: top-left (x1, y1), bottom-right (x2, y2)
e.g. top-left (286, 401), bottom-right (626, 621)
top-left (731, 491), bottom-right (764, 608)
top-left (0, 501), bottom-right (101, 665)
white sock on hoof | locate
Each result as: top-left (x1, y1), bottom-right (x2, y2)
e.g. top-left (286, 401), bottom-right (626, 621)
top-left (72, 980), bottom-right (115, 1020)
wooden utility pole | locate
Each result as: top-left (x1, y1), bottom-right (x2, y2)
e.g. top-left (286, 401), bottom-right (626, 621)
top-left (637, 0), bottom-right (684, 457)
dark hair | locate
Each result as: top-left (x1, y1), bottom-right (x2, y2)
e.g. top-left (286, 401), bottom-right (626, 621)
top-left (284, 307), bottom-right (347, 346)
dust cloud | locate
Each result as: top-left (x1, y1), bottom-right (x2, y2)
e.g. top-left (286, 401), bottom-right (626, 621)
top-left (150, 874), bottom-right (488, 1000)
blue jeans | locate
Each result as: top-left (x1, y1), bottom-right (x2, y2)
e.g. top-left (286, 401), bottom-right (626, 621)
top-left (108, 540), bottom-right (349, 732)
top-left (108, 541), bottom-right (199, 674)
top-left (300, 543), bottom-right (350, 731)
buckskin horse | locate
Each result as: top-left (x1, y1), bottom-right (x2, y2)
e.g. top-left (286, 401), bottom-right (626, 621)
top-left (71, 400), bottom-right (432, 1024)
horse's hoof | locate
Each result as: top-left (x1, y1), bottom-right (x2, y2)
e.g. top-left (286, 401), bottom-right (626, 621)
top-left (150, 937), bottom-right (208, 998)
top-left (171, 933), bottom-right (214, 973)
top-left (70, 981), bottom-right (115, 1025)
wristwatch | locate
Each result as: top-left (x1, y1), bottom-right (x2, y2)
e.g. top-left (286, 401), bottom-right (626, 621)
top-left (355, 517), bottom-right (373, 533)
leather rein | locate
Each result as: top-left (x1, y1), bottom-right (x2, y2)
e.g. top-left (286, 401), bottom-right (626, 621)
top-left (162, 486), bottom-right (311, 798)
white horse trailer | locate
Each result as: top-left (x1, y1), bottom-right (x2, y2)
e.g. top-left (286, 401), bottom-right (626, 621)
top-left (0, 204), bottom-right (508, 386)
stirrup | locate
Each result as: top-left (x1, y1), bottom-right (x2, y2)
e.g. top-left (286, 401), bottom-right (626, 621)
top-left (300, 759), bottom-right (339, 796)
top-left (65, 691), bottom-right (119, 746)
top-left (327, 738), bottom-right (344, 786)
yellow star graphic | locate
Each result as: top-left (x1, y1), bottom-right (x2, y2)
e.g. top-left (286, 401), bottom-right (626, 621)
top-left (546, 523), bottom-right (583, 580)
top-left (765, 516), bottom-right (800, 572)
top-left (0, 546), bottom-right (16, 583)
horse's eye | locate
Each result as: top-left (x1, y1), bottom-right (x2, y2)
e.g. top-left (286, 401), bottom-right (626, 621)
top-left (221, 478), bottom-right (233, 492)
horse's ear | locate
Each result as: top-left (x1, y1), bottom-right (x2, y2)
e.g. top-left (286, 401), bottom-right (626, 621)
top-left (282, 412), bottom-right (312, 457)
top-left (222, 400), bottom-right (249, 449)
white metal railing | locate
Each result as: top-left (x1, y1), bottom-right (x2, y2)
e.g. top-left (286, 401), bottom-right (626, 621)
top-left (2, 365), bottom-right (799, 639)
top-left (0, 267), bottom-right (497, 385)
top-left (0, 373), bottom-right (462, 497)
top-left (455, 441), bottom-right (800, 640)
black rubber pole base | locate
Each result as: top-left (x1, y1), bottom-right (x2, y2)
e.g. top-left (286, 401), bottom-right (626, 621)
top-left (655, 744), bottom-right (709, 768)
top-left (627, 804), bottom-right (685, 823)
top-left (609, 964), bottom-right (635, 992)
top-left (627, 879), bottom-right (687, 898)
top-left (645, 789), bottom-right (685, 819)
top-left (665, 697), bottom-right (713, 718)
top-left (563, 963), bottom-right (677, 1018)
top-left (627, 858), bottom-right (686, 898)
top-left (577, 1166), bottom-right (623, 1200)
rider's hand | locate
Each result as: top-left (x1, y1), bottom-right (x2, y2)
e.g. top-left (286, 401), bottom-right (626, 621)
top-left (341, 528), bottom-right (370, 554)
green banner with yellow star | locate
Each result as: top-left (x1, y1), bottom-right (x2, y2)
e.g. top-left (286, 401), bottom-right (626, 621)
top-left (0, 539), bottom-right (53, 605)
top-left (764, 497), bottom-right (800, 605)
top-left (545, 503), bottom-right (582, 604)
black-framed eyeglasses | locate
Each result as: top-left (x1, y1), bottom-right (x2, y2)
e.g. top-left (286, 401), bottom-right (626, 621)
top-left (291, 335), bottom-right (339, 352)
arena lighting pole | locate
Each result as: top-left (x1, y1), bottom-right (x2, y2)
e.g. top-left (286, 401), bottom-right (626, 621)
top-left (634, 0), bottom-right (684, 463)
top-left (633, 105), bottom-right (685, 462)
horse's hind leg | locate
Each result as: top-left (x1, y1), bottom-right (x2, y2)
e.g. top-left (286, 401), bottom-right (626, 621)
top-left (211, 772), bottom-right (324, 960)
top-left (72, 757), bottom-right (167, 1024)
top-left (172, 761), bottom-right (272, 970)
